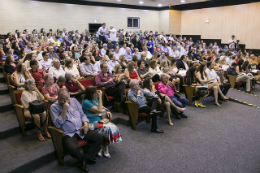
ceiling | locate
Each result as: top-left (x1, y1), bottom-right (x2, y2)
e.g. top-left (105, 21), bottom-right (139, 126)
top-left (83, 0), bottom-right (208, 7)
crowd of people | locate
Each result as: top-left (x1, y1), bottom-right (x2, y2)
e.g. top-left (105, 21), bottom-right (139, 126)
top-left (1, 24), bottom-right (260, 172)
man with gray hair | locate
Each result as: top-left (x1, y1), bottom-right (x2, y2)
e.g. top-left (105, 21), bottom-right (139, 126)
top-left (50, 88), bottom-right (103, 172)
top-left (124, 47), bottom-right (132, 61)
top-left (101, 43), bottom-right (108, 56)
top-left (48, 59), bottom-right (65, 80)
top-left (93, 55), bottom-right (110, 73)
top-left (48, 46), bottom-right (58, 59)
top-left (80, 56), bottom-right (97, 77)
top-left (128, 79), bottom-right (164, 133)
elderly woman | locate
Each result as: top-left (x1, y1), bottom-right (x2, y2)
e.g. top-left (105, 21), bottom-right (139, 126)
top-left (21, 79), bottom-right (50, 141)
top-left (12, 63), bottom-right (32, 90)
top-left (64, 59), bottom-right (81, 79)
top-left (63, 72), bottom-right (85, 101)
top-left (143, 46), bottom-right (153, 59)
top-left (82, 86), bottom-right (122, 158)
top-left (41, 74), bottom-right (59, 104)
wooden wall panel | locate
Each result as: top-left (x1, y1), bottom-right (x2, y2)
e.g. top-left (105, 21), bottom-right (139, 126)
top-left (180, 2), bottom-right (260, 49)
top-left (169, 10), bottom-right (181, 35)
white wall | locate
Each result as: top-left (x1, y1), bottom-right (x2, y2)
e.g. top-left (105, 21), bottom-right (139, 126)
top-left (0, 0), bottom-right (161, 34)
top-left (159, 10), bottom-right (169, 34)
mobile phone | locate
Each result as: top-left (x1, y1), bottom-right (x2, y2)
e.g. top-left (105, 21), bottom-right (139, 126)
top-left (80, 129), bottom-right (84, 136)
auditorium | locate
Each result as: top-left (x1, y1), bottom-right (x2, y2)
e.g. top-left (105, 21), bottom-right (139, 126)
top-left (1, 0), bottom-right (260, 172)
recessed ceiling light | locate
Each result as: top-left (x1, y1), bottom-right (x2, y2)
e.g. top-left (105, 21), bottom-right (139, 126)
top-left (158, 4), bottom-right (162, 7)
top-left (117, 0), bottom-right (121, 1)
top-left (181, 0), bottom-right (185, 3)
top-left (139, 1), bottom-right (143, 4)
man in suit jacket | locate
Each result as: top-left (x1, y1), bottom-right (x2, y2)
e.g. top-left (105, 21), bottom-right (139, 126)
top-left (177, 55), bottom-right (189, 70)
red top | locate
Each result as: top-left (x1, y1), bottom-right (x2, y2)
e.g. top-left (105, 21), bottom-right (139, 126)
top-left (64, 81), bottom-right (79, 92)
top-left (129, 70), bottom-right (138, 80)
top-left (41, 83), bottom-right (59, 97)
top-left (29, 69), bottom-right (45, 86)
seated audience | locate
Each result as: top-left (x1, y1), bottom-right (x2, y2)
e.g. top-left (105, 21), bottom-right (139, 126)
top-left (21, 79), bottom-right (50, 141)
top-left (4, 55), bottom-right (16, 74)
top-left (124, 47), bottom-right (132, 61)
top-left (228, 62), bottom-right (251, 93)
top-left (137, 60), bottom-right (153, 81)
top-left (161, 61), bottom-right (180, 92)
top-left (12, 63), bottom-right (32, 90)
top-left (40, 51), bottom-right (52, 71)
top-left (149, 60), bottom-right (164, 82)
top-left (143, 46), bottom-right (152, 59)
top-left (158, 74), bottom-right (188, 119)
top-left (50, 88), bottom-right (103, 172)
top-left (42, 74), bottom-right (59, 104)
top-left (197, 63), bottom-right (228, 107)
top-left (82, 86), bottom-right (122, 158)
top-left (177, 55), bottom-right (189, 70)
top-left (48, 59), bottom-right (65, 80)
top-left (80, 56), bottom-right (97, 77)
top-left (113, 64), bottom-right (130, 87)
top-left (140, 52), bottom-right (150, 69)
top-left (124, 62), bottom-right (141, 81)
top-left (118, 54), bottom-right (127, 70)
top-left (64, 59), bottom-right (81, 79)
top-left (27, 57), bottom-right (44, 83)
top-left (158, 52), bottom-right (170, 65)
top-left (63, 72), bottom-right (85, 101)
top-left (133, 48), bottom-right (141, 59)
top-left (95, 63), bottom-right (126, 102)
top-left (206, 62), bottom-right (231, 99)
top-left (128, 79), bottom-right (164, 133)
top-left (143, 77), bottom-right (185, 126)
top-left (107, 54), bottom-right (119, 73)
top-left (48, 46), bottom-right (58, 59)
top-left (93, 55), bottom-right (110, 73)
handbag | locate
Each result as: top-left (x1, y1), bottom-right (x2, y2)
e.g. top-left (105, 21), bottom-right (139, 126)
top-left (98, 118), bottom-right (109, 124)
top-left (29, 100), bottom-right (45, 114)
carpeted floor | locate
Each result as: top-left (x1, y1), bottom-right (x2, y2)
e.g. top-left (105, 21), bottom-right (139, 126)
top-left (2, 85), bottom-right (260, 173)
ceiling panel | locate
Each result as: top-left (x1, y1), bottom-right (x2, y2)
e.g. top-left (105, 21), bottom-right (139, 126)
top-left (83, 0), bottom-right (208, 7)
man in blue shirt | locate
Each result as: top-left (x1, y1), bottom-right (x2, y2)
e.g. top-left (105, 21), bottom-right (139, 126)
top-left (50, 88), bottom-right (103, 172)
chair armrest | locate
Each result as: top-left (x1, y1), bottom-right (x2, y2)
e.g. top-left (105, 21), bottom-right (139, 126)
top-left (48, 126), bottom-right (63, 134)
top-left (183, 85), bottom-right (195, 88)
top-left (13, 104), bottom-right (24, 109)
top-left (8, 85), bottom-right (15, 89)
top-left (48, 126), bottom-right (64, 158)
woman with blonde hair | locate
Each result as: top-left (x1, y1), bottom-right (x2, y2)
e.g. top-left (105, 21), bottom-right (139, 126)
top-left (119, 54), bottom-right (127, 70)
top-left (12, 63), bottom-right (32, 90)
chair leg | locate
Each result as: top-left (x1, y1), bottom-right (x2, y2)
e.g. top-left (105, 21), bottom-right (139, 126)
top-left (15, 107), bottom-right (27, 137)
top-left (237, 84), bottom-right (241, 90)
top-left (185, 86), bottom-right (194, 106)
top-left (57, 151), bottom-right (65, 165)
top-left (146, 116), bottom-right (151, 123)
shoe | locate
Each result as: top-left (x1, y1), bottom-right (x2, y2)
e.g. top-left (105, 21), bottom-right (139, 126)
top-left (151, 128), bottom-right (164, 133)
top-left (166, 119), bottom-right (173, 126)
top-left (246, 91), bottom-right (254, 94)
top-left (214, 102), bottom-right (221, 107)
top-left (198, 103), bottom-right (206, 108)
top-left (86, 158), bottom-right (96, 164)
top-left (194, 100), bottom-right (199, 107)
top-left (103, 146), bottom-right (111, 158)
top-left (97, 147), bottom-right (103, 158)
top-left (174, 114), bottom-right (181, 120)
top-left (77, 160), bottom-right (89, 173)
top-left (218, 98), bottom-right (227, 102)
top-left (180, 114), bottom-right (188, 118)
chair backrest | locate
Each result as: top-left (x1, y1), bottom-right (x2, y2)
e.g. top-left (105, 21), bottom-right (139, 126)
top-left (14, 90), bottom-right (24, 105)
top-left (37, 85), bottom-right (44, 93)
top-left (7, 74), bottom-right (14, 86)
top-left (124, 88), bottom-right (130, 101)
top-left (183, 76), bottom-right (187, 85)
top-left (79, 78), bottom-right (94, 88)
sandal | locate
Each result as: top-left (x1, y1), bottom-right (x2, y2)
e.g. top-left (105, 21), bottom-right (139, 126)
top-left (103, 146), bottom-right (111, 158)
top-left (198, 103), bottom-right (206, 108)
top-left (214, 102), bottom-right (221, 107)
top-left (37, 133), bottom-right (45, 141)
top-left (166, 119), bottom-right (173, 126)
top-left (42, 132), bottom-right (51, 139)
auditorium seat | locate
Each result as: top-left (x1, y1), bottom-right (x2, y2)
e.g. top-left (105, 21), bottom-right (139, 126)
top-left (125, 88), bottom-right (151, 130)
top-left (228, 75), bottom-right (246, 89)
top-left (7, 74), bottom-right (16, 104)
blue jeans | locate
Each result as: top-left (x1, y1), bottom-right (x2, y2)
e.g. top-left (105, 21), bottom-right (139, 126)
top-left (169, 96), bottom-right (189, 115)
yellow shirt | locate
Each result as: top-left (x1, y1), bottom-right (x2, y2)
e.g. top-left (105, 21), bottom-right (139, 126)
top-left (53, 40), bottom-right (61, 47)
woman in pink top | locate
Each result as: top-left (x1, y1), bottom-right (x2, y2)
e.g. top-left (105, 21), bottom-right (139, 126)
top-left (158, 74), bottom-right (189, 119)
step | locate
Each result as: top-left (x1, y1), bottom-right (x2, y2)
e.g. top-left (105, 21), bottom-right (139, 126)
top-left (0, 82), bottom-right (9, 95)
top-left (0, 94), bottom-right (13, 113)
top-left (0, 131), bottom-right (55, 173)
top-left (0, 73), bottom-right (5, 83)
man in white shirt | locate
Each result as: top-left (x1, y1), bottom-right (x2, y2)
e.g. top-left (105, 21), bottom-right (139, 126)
top-left (228, 35), bottom-right (237, 49)
top-left (97, 23), bottom-right (107, 37)
top-left (124, 47), bottom-right (132, 61)
top-left (93, 56), bottom-right (110, 73)
top-left (40, 51), bottom-right (52, 71)
top-left (108, 26), bottom-right (117, 45)
top-left (175, 47), bottom-right (181, 59)
top-left (113, 46), bottom-right (120, 60)
top-left (133, 48), bottom-right (141, 59)
top-left (48, 59), bottom-right (65, 79)
top-left (107, 54), bottom-right (119, 73)
top-left (181, 46), bottom-right (188, 57)
top-left (101, 44), bottom-right (108, 56)
top-left (119, 44), bottom-right (127, 56)
top-left (62, 28), bottom-right (66, 37)
top-left (206, 61), bottom-right (230, 99)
